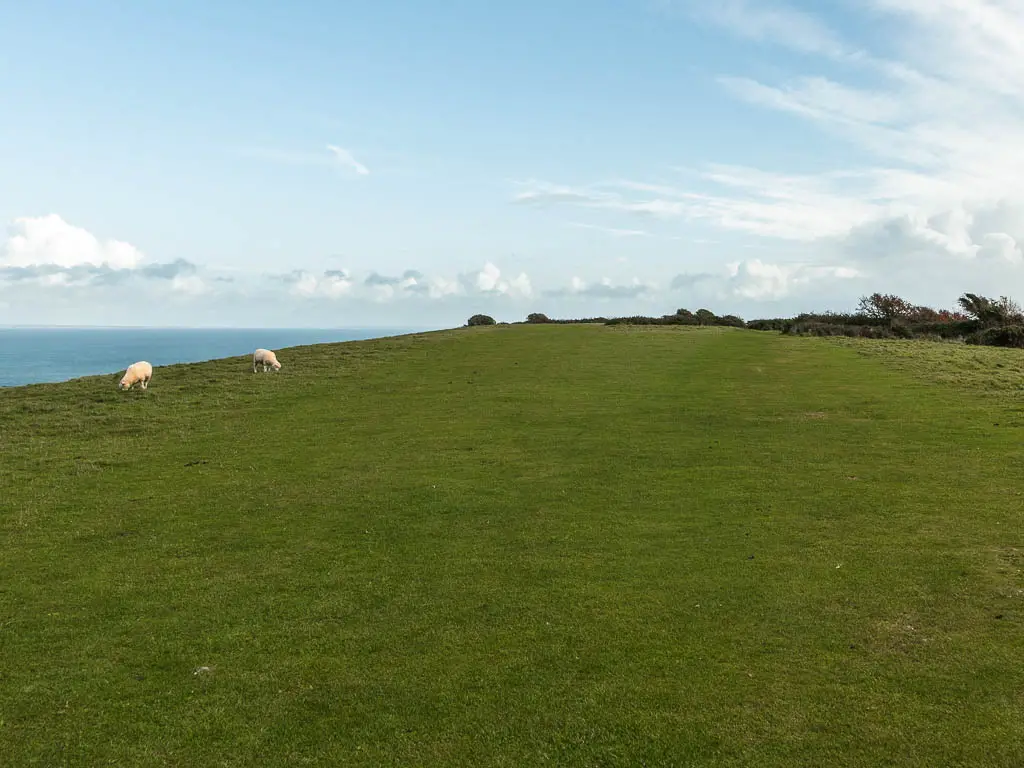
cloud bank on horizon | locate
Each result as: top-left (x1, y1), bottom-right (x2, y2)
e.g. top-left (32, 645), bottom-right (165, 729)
top-left (4, 0), bottom-right (1024, 326)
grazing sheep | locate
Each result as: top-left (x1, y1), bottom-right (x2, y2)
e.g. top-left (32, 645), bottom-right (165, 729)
top-left (119, 361), bottom-right (153, 390)
top-left (253, 348), bottom-right (282, 373)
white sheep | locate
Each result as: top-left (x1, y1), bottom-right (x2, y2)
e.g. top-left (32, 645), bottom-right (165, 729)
top-left (253, 348), bottom-right (282, 373)
top-left (119, 361), bottom-right (153, 390)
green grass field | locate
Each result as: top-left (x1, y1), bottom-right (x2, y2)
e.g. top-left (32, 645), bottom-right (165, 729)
top-left (3, 325), bottom-right (1024, 766)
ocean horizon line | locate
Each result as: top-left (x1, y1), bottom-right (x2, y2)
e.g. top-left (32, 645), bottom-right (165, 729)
top-left (0, 324), bottom-right (438, 331)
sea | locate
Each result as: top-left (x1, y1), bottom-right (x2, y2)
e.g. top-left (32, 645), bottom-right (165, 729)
top-left (0, 327), bottom-right (426, 388)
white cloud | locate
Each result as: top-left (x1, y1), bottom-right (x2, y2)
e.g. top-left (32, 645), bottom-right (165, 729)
top-left (278, 263), bottom-right (531, 303)
top-left (298, 272), bottom-right (322, 297)
top-left (726, 260), bottom-right (860, 300)
top-left (977, 232), bottom-right (1023, 264)
top-left (545, 275), bottom-right (657, 300)
top-left (423, 275), bottom-right (461, 299)
top-left (694, 2), bottom-right (1024, 246)
top-left (0, 215), bottom-right (880, 319)
top-left (568, 222), bottom-right (652, 238)
top-left (515, 1), bottom-right (1024, 304)
top-left (321, 270), bottom-right (354, 297)
top-left (327, 144), bottom-right (369, 176)
top-left (364, 269), bottom-right (460, 300)
top-left (42, 272), bottom-right (70, 287)
top-left (240, 144), bottom-right (371, 177)
top-left (667, 258), bottom-right (860, 303)
top-left (726, 260), bottom-right (789, 300)
top-left (171, 274), bottom-right (209, 295)
top-left (285, 269), bottom-right (354, 299)
top-left (459, 262), bottom-right (533, 298)
top-left (511, 180), bottom-right (616, 207)
top-left (513, 179), bottom-right (698, 220)
top-left (473, 262), bottom-right (503, 292)
top-left (2, 214), bottom-right (144, 269)
top-left (512, 173), bottom-right (872, 240)
top-left (0, 216), bottom-right (221, 296)
top-left (677, 0), bottom-right (861, 60)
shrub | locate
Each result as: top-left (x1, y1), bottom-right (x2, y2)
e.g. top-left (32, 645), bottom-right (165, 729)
top-left (467, 314), bottom-right (496, 327)
top-left (789, 311), bottom-right (887, 327)
top-left (908, 305), bottom-right (941, 323)
top-left (674, 309), bottom-right (698, 324)
top-left (907, 320), bottom-right (979, 338)
top-left (783, 321), bottom-right (897, 339)
top-left (957, 293), bottom-right (1023, 326)
top-left (747, 319), bottom-right (788, 331)
top-left (969, 325), bottom-right (1024, 348)
top-left (857, 293), bottom-right (915, 324)
top-left (890, 322), bottom-right (915, 339)
top-left (859, 325), bottom-right (896, 339)
top-left (694, 309), bottom-right (717, 326)
top-left (718, 314), bottom-right (746, 328)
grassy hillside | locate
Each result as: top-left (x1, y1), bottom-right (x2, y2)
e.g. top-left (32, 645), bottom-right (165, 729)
top-left (2, 325), bottom-right (1024, 766)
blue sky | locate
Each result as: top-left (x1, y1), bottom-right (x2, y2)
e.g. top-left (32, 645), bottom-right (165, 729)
top-left (4, 0), bottom-right (1024, 327)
